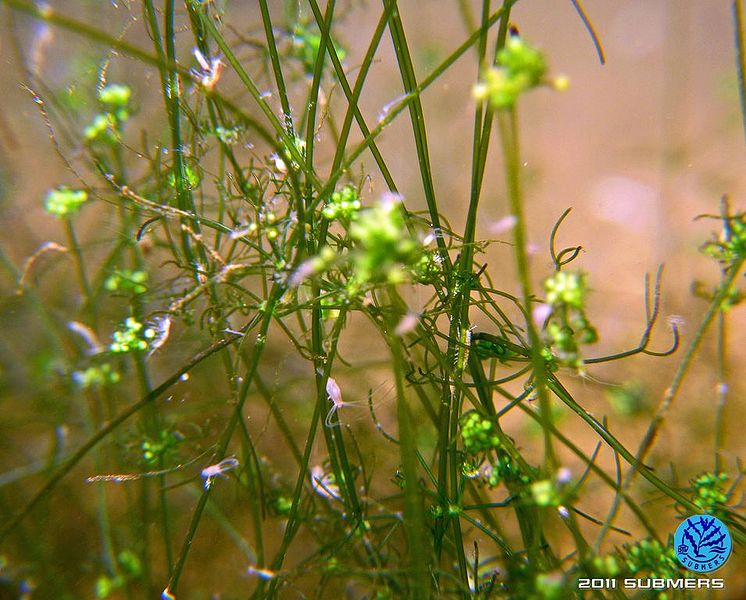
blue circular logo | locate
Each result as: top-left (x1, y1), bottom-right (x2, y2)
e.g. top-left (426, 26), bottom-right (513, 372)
top-left (674, 515), bottom-right (732, 572)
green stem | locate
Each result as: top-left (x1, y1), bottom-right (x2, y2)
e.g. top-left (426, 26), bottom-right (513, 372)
top-left (258, 0), bottom-right (293, 134)
top-left (386, 287), bottom-right (430, 599)
top-left (166, 294), bottom-right (280, 596)
top-left (63, 219), bottom-right (94, 324)
top-left (546, 373), bottom-right (745, 543)
top-left (495, 109), bottom-right (556, 472)
top-left (635, 260), bottom-right (745, 467)
top-left (714, 309), bottom-right (727, 473)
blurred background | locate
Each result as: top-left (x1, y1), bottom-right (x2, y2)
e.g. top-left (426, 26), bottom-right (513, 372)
top-left (0, 0), bottom-right (744, 597)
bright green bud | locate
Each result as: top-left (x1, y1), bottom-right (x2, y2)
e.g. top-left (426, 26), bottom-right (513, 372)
top-left (96, 576), bottom-right (114, 599)
top-left (531, 479), bottom-right (560, 506)
top-left (544, 271), bottom-right (586, 309)
top-left (117, 550), bottom-right (142, 577)
top-left (473, 37), bottom-right (547, 110)
top-left (84, 113), bottom-right (116, 143)
top-left (535, 572), bottom-right (565, 600)
top-left (498, 36), bottom-right (546, 86)
top-left (459, 410), bottom-right (501, 454)
top-left (105, 269), bottom-right (148, 295)
top-left (167, 164), bottom-right (200, 190)
top-left (274, 496), bottom-right (293, 515)
top-left (591, 555), bottom-right (621, 578)
top-left (110, 317), bottom-right (149, 353)
top-left (98, 84), bottom-right (132, 109)
top-left (44, 187), bottom-right (88, 217)
top-left (72, 364), bottom-right (121, 388)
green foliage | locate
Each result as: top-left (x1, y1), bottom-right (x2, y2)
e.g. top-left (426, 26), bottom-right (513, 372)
top-left (2, 2), bottom-right (745, 598)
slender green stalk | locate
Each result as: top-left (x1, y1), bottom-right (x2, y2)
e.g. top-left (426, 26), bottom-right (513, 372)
top-left (62, 218), bottom-right (122, 577)
top-left (547, 374), bottom-right (746, 542)
top-left (63, 219), bottom-right (94, 323)
top-left (386, 287), bottom-right (430, 599)
top-left (258, 0), bottom-right (294, 134)
top-left (633, 260), bottom-right (745, 473)
top-left (310, 0), bottom-right (397, 192)
top-left (734, 0), bottom-right (746, 149)
top-left (304, 0), bottom-right (335, 201)
top-left (714, 309), bottom-right (728, 473)
top-left (495, 109), bottom-right (557, 474)
top-left (166, 295), bottom-right (280, 596)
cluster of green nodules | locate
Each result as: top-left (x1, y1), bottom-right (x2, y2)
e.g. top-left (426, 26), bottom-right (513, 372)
top-left (109, 317), bottom-right (156, 354)
top-left (95, 550), bottom-right (141, 599)
top-left (543, 271), bottom-right (598, 370)
top-left (623, 539), bottom-right (680, 581)
top-left (589, 554), bottom-right (621, 578)
top-left (476, 452), bottom-right (530, 489)
top-left (528, 542), bottom-right (679, 600)
top-left (348, 195), bottom-right (424, 287)
top-left (701, 211), bottom-right (746, 266)
top-left (472, 332), bottom-right (525, 362)
top-left (44, 186), bottom-right (88, 218)
top-left (327, 194), bottom-right (434, 293)
top-left (700, 212), bottom-right (746, 308)
top-left (72, 363), bottom-right (120, 389)
top-left (459, 410), bottom-right (501, 455)
top-left (474, 35), bottom-right (565, 110)
top-left (105, 269), bottom-right (148, 295)
top-left (167, 163), bottom-right (200, 191)
top-left (294, 189), bottom-right (440, 302)
top-left (321, 185), bottom-right (362, 221)
top-left (84, 83), bottom-right (132, 144)
top-left (141, 429), bottom-right (183, 465)
top-left (690, 471), bottom-right (730, 517)
top-left (214, 125), bottom-right (242, 145)
top-left (530, 479), bottom-right (562, 507)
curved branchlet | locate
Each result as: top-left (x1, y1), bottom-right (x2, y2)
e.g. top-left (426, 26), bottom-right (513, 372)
top-left (585, 266), bottom-right (680, 364)
top-left (568, 0), bottom-right (606, 65)
top-left (549, 207), bottom-right (583, 271)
